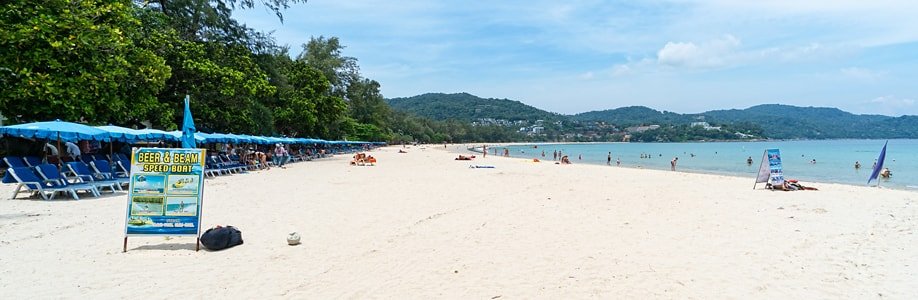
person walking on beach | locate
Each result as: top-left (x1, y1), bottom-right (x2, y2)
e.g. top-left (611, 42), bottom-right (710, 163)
top-left (616, 157), bottom-right (621, 166)
top-left (553, 150), bottom-right (557, 161)
top-left (671, 157), bottom-right (678, 171)
top-left (482, 145), bottom-right (486, 158)
top-left (607, 152), bottom-right (611, 165)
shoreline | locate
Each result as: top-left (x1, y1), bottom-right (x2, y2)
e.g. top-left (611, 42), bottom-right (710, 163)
top-left (445, 143), bottom-right (911, 192)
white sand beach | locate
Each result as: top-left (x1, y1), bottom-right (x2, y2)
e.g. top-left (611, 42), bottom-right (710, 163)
top-left (1, 145), bottom-right (916, 298)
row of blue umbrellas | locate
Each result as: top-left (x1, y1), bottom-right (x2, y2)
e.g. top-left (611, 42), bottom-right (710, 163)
top-left (0, 120), bottom-right (383, 146)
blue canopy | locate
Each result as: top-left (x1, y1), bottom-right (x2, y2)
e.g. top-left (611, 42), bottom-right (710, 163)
top-left (135, 128), bottom-right (177, 142)
top-left (167, 131), bottom-right (205, 143)
top-left (96, 125), bottom-right (151, 143)
top-left (0, 120), bottom-right (110, 142)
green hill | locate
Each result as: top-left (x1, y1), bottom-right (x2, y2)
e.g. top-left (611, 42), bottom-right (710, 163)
top-left (572, 106), bottom-right (694, 125)
top-left (386, 93), bottom-right (564, 122)
top-left (388, 93), bottom-right (918, 140)
top-left (699, 104), bottom-right (904, 139)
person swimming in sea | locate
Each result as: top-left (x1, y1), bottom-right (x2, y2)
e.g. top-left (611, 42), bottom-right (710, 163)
top-left (854, 161), bottom-right (861, 169)
top-left (881, 168), bottom-right (892, 178)
top-left (746, 156), bottom-right (753, 165)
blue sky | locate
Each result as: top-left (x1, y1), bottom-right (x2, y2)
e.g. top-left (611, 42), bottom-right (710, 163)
top-left (235, 0), bottom-right (918, 116)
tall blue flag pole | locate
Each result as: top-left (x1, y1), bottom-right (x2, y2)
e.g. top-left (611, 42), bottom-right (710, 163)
top-left (867, 141), bottom-right (888, 187)
top-left (181, 95), bottom-right (197, 148)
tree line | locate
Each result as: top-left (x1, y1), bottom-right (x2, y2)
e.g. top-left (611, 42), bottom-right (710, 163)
top-left (1, 0), bottom-right (522, 143)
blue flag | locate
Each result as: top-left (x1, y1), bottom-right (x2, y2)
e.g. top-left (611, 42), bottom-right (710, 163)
top-left (867, 141), bottom-right (887, 185)
top-left (181, 96), bottom-right (197, 148)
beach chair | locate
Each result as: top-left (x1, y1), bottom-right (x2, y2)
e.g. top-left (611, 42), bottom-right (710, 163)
top-left (34, 164), bottom-right (100, 198)
top-left (115, 158), bottom-right (131, 175)
top-left (218, 154), bottom-right (247, 173)
top-left (80, 154), bottom-right (96, 164)
top-left (204, 157), bottom-right (229, 176)
top-left (115, 153), bottom-right (129, 161)
top-left (23, 156), bottom-right (43, 167)
top-left (64, 162), bottom-right (121, 192)
top-left (92, 154), bottom-right (108, 161)
top-left (3, 156), bottom-right (28, 169)
top-left (210, 156), bottom-right (241, 174)
top-left (6, 167), bottom-right (87, 200)
top-left (89, 160), bottom-right (130, 187)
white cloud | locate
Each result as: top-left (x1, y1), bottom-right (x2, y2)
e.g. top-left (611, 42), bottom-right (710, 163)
top-left (870, 95), bottom-right (915, 106)
top-left (579, 71), bottom-right (595, 80)
top-left (610, 64), bottom-right (632, 76)
top-left (657, 34), bottom-right (741, 68)
top-left (841, 67), bottom-right (885, 81)
top-left (860, 95), bottom-right (917, 116)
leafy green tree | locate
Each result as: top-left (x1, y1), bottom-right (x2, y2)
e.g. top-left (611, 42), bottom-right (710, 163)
top-left (140, 0), bottom-right (306, 51)
top-left (298, 36), bottom-right (359, 97)
top-left (274, 59), bottom-right (322, 136)
top-left (0, 0), bottom-right (171, 124)
top-left (347, 78), bottom-right (391, 140)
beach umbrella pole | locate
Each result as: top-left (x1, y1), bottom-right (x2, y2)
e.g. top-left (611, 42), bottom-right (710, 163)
top-left (57, 133), bottom-right (62, 167)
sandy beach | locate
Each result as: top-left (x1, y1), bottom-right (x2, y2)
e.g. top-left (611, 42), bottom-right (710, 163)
top-left (1, 145), bottom-right (916, 298)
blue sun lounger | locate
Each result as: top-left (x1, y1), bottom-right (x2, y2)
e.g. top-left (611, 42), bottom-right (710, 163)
top-left (89, 159), bottom-right (130, 187)
top-left (34, 164), bottom-right (101, 198)
top-left (3, 156), bottom-right (28, 169)
top-left (6, 167), bottom-right (90, 200)
top-left (64, 162), bottom-right (121, 192)
top-left (23, 156), bottom-right (43, 167)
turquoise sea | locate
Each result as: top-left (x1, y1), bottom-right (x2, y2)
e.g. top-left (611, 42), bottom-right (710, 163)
top-left (500, 140), bottom-right (917, 189)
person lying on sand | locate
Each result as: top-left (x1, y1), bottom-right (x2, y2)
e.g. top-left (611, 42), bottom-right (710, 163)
top-left (767, 179), bottom-right (817, 191)
top-left (455, 155), bottom-right (475, 160)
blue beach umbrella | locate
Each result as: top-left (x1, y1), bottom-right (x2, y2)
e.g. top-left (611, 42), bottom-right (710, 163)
top-left (0, 119), bottom-right (110, 142)
top-left (867, 141), bottom-right (888, 186)
top-left (167, 131), bottom-right (205, 143)
top-left (181, 96), bottom-right (196, 148)
top-left (136, 128), bottom-right (177, 142)
top-left (96, 125), bottom-right (151, 143)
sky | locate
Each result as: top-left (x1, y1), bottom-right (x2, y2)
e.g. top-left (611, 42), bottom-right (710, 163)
top-left (234, 0), bottom-right (918, 116)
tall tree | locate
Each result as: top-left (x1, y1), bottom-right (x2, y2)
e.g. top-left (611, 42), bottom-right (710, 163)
top-left (0, 0), bottom-right (171, 125)
top-left (346, 78), bottom-right (391, 140)
top-left (139, 0), bottom-right (306, 52)
top-left (274, 59), bottom-right (322, 137)
top-left (298, 36), bottom-right (359, 97)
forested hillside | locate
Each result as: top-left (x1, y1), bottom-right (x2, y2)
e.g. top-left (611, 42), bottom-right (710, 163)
top-left (387, 93), bottom-right (564, 122)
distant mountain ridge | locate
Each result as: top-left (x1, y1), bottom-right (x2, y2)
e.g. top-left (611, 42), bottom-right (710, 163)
top-left (386, 93), bottom-right (565, 122)
top-left (386, 93), bottom-right (918, 139)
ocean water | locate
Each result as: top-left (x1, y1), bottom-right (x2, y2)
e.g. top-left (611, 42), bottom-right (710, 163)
top-left (165, 203), bottom-right (197, 213)
top-left (500, 140), bottom-right (918, 189)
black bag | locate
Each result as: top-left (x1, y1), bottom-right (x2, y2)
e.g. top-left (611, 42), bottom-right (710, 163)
top-left (200, 226), bottom-right (244, 251)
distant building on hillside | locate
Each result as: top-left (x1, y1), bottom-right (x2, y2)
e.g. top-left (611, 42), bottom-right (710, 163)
top-left (691, 122), bottom-right (721, 131)
top-left (625, 125), bottom-right (660, 133)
